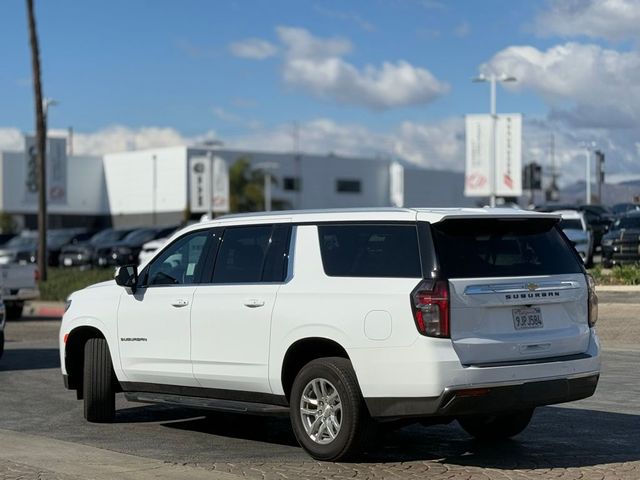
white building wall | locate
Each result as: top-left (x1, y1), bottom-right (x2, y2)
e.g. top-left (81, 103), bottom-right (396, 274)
top-left (0, 150), bottom-right (108, 215)
top-left (104, 146), bottom-right (188, 216)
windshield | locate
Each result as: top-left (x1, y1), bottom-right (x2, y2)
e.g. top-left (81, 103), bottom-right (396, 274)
top-left (48, 231), bottom-right (78, 248)
top-left (614, 217), bottom-right (640, 230)
top-left (123, 229), bottom-right (157, 244)
top-left (89, 229), bottom-right (129, 245)
top-left (559, 219), bottom-right (583, 231)
top-left (5, 235), bottom-right (37, 248)
top-left (432, 218), bottom-right (583, 279)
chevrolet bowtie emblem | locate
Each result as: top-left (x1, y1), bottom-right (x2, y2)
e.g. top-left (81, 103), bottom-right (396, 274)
top-left (527, 283), bottom-right (539, 291)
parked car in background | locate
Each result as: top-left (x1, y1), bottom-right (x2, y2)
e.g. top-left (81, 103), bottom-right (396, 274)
top-left (96, 226), bottom-right (177, 267)
top-left (1, 263), bottom-right (39, 319)
top-left (601, 212), bottom-right (640, 267)
top-left (0, 233), bottom-right (17, 247)
top-left (577, 205), bottom-right (613, 251)
top-left (15, 229), bottom-right (96, 266)
top-left (0, 232), bottom-right (37, 265)
top-left (138, 237), bottom-right (170, 265)
top-left (60, 228), bottom-right (136, 268)
top-left (612, 203), bottom-right (640, 217)
top-left (554, 210), bottom-right (594, 267)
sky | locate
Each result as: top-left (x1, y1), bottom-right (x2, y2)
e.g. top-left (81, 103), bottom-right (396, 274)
top-left (1, 0), bottom-right (640, 185)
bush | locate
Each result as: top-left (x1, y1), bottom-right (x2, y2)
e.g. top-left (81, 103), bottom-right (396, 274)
top-left (39, 268), bottom-right (115, 302)
top-left (590, 264), bottom-right (640, 286)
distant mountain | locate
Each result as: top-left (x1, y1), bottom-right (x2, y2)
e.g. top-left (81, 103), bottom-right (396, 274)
top-left (555, 181), bottom-right (640, 206)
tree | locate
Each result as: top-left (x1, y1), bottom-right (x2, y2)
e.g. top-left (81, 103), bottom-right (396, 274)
top-left (228, 157), bottom-right (291, 213)
top-left (26, 0), bottom-right (48, 281)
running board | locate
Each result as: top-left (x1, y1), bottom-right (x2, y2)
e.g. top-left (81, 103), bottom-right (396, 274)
top-left (124, 392), bottom-right (290, 415)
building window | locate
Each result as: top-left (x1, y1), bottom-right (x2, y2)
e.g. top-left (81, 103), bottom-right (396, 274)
top-left (336, 179), bottom-right (361, 193)
top-left (283, 176), bottom-right (301, 192)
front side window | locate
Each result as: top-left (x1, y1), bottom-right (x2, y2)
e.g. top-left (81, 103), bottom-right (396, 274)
top-left (318, 224), bottom-right (422, 278)
top-left (144, 229), bottom-right (211, 286)
top-left (212, 226), bottom-right (271, 283)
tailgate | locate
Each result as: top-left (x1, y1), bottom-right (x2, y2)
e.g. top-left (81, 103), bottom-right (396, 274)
top-left (429, 216), bottom-right (590, 366)
top-left (449, 274), bottom-right (590, 365)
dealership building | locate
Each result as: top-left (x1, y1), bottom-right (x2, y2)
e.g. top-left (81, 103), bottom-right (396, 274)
top-left (0, 137), bottom-right (472, 229)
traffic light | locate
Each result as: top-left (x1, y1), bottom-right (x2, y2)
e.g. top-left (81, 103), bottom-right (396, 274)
top-left (523, 162), bottom-right (542, 190)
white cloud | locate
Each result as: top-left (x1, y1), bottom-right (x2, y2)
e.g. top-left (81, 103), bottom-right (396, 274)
top-left (275, 26), bottom-right (449, 109)
top-left (482, 42), bottom-right (640, 128)
top-left (533, 0), bottom-right (640, 40)
top-left (313, 5), bottom-right (375, 32)
top-left (229, 38), bottom-right (278, 59)
top-left (0, 126), bottom-right (219, 156)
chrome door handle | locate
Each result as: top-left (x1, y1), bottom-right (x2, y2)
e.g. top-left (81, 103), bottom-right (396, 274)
top-left (171, 299), bottom-right (189, 307)
top-left (243, 299), bottom-right (265, 308)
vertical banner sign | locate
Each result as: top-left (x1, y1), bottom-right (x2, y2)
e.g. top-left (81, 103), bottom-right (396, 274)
top-left (188, 156), bottom-right (211, 213)
top-left (389, 161), bottom-right (404, 207)
top-left (495, 114), bottom-right (522, 197)
top-left (24, 136), bottom-right (68, 205)
top-left (211, 156), bottom-right (230, 213)
top-left (465, 114), bottom-right (522, 197)
top-left (465, 115), bottom-right (491, 197)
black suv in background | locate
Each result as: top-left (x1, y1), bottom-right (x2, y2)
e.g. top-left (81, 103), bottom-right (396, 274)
top-left (60, 228), bottom-right (136, 268)
top-left (601, 212), bottom-right (640, 267)
top-left (95, 226), bottom-right (177, 267)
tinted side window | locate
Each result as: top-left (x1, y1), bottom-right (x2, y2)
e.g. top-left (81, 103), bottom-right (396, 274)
top-left (262, 225), bottom-right (291, 282)
top-left (213, 226), bottom-right (272, 283)
top-left (318, 224), bottom-right (422, 278)
top-left (431, 219), bottom-right (583, 278)
top-left (145, 230), bottom-right (212, 286)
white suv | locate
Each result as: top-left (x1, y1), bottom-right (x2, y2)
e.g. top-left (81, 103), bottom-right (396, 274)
top-left (59, 208), bottom-right (600, 461)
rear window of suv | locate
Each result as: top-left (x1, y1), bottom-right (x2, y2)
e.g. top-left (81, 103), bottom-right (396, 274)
top-left (318, 224), bottom-right (422, 278)
top-left (431, 218), bottom-right (583, 278)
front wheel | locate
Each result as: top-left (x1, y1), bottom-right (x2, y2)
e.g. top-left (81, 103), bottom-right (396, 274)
top-left (457, 408), bottom-right (534, 440)
top-left (289, 357), bottom-right (370, 461)
top-left (83, 337), bottom-right (116, 422)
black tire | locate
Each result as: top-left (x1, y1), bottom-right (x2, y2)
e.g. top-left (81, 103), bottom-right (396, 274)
top-left (0, 330), bottom-right (4, 359)
top-left (457, 408), bottom-right (534, 440)
top-left (289, 357), bottom-right (371, 461)
top-left (5, 303), bottom-right (23, 320)
top-left (83, 337), bottom-right (115, 422)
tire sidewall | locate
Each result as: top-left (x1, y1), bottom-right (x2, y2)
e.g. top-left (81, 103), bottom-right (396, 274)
top-left (290, 360), bottom-right (360, 460)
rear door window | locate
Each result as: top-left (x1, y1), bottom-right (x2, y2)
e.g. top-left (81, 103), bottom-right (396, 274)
top-left (318, 224), bottom-right (422, 278)
top-left (431, 218), bottom-right (583, 278)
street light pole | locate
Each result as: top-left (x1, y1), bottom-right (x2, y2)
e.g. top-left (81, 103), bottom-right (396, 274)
top-left (472, 73), bottom-right (516, 207)
top-left (255, 162), bottom-right (279, 212)
top-left (581, 141), bottom-right (596, 205)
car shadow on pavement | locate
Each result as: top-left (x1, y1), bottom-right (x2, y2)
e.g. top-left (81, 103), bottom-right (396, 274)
top-left (160, 410), bottom-right (299, 447)
top-left (0, 348), bottom-right (60, 371)
top-left (125, 403), bottom-right (640, 467)
top-left (358, 405), bottom-right (640, 467)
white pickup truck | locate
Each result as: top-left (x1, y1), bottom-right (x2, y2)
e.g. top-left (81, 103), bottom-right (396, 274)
top-left (0, 264), bottom-right (39, 319)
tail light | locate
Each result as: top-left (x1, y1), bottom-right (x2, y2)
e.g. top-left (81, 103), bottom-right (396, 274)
top-left (586, 273), bottom-right (598, 327)
top-left (34, 268), bottom-right (40, 282)
top-left (411, 279), bottom-right (450, 338)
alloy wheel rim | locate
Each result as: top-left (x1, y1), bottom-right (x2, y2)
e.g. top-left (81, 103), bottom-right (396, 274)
top-left (299, 378), bottom-right (342, 445)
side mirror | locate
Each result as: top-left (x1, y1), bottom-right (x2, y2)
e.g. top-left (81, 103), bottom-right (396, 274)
top-left (115, 265), bottom-right (138, 292)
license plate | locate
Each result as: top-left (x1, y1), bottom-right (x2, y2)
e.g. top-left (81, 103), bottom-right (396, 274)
top-left (512, 307), bottom-right (543, 330)
top-left (63, 258), bottom-right (72, 266)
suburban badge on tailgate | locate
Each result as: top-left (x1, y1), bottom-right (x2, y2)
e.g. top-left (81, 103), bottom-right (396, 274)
top-left (505, 291), bottom-right (560, 300)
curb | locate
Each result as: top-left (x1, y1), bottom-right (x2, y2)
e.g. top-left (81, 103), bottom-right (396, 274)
top-left (23, 301), bottom-right (65, 319)
top-left (596, 285), bottom-right (640, 292)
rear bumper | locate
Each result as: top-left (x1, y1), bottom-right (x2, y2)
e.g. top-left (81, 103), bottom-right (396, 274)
top-left (365, 372), bottom-right (599, 419)
top-left (3, 287), bottom-right (39, 302)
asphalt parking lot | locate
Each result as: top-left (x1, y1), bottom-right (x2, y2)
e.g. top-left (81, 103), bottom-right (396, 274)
top-left (1, 291), bottom-right (639, 480)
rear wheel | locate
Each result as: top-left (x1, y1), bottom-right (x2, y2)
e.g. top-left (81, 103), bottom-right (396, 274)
top-left (290, 357), bottom-right (370, 461)
top-left (457, 409), bottom-right (534, 440)
top-left (83, 337), bottom-right (115, 422)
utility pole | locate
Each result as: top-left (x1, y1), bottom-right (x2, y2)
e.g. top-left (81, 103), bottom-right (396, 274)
top-left (26, 0), bottom-right (48, 281)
